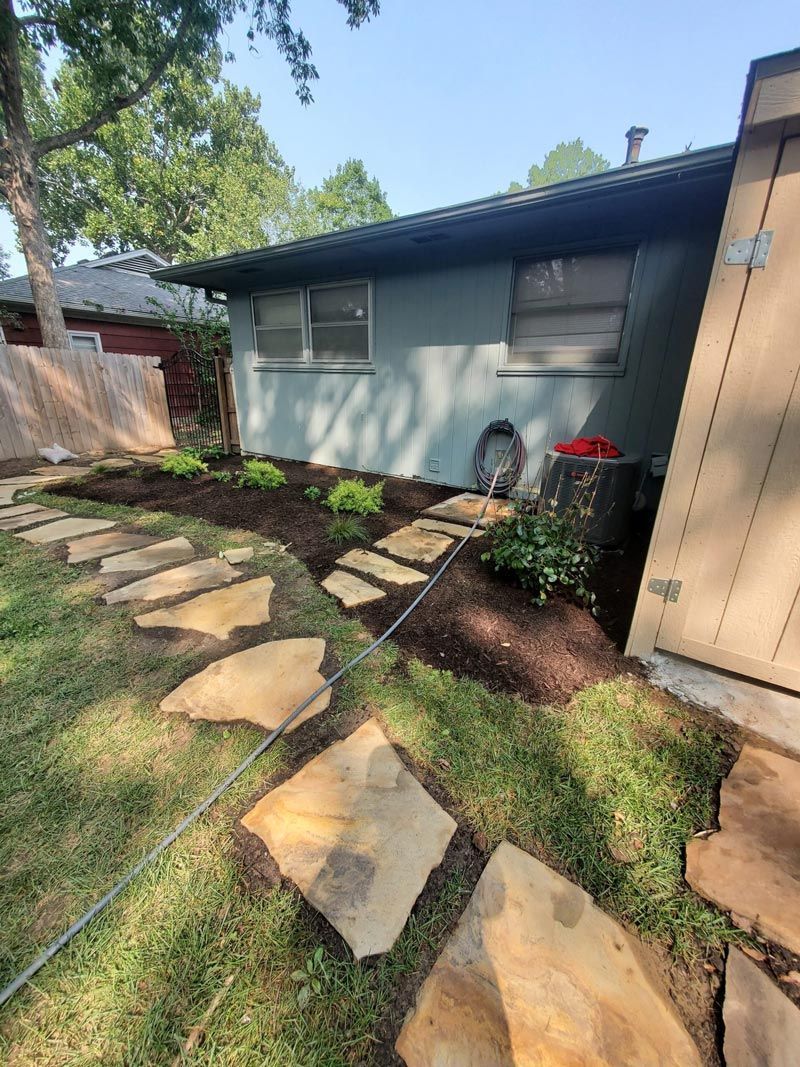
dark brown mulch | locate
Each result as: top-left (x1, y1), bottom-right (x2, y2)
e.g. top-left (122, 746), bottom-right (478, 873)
top-left (62, 455), bottom-right (650, 706)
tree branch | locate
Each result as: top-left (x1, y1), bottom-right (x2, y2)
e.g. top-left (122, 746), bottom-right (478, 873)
top-left (33, 0), bottom-right (199, 158)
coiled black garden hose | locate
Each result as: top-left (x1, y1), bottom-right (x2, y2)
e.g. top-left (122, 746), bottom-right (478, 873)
top-left (474, 419), bottom-right (526, 495)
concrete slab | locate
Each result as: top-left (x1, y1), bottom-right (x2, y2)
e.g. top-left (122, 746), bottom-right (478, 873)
top-left (686, 744), bottom-right (800, 954)
top-left (412, 517), bottom-right (484, 539)
top-left (66, 530), bottom-right (160, 564)
top-left (99, 536), bottom-right (194, 573)
top-left (241, 718), bottom-right (456, 959)
top-left (373, 525), bottom-right (453, 563)
top-left (396, 841), bottom-right (701, 1067)
top-left (135, 575), bottom-right (274, 638)
top-left (16, 517), bottom-right (115, 543)
top-left (646, 652), bottom-right (800, 759)
top-left (421, 492), bottom-right (514, 528)
top-left (104, 557), bottom-right (240, 604)
top-left (222, 547), bottom-right (254, 564)
top-left (336, 549), bottom-right (427, 585)
top-left (723, 947), bottom-right (800, 1067)
top-left (321, 569), bottom-right (386, 608)
top-left (161, 637), bottom-right (329, 730)
top-left (0, 505), bottom-right (66, 531)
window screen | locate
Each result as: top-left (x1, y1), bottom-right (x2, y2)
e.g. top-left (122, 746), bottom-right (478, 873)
top-left (308, 282), bottom-right (370, 364)
top-left (252, 289), bottom-right (304, 362)
top-left (508, 247), bottom-right (637, 368)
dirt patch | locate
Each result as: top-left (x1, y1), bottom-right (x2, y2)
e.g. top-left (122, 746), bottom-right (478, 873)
top-left (65, 457), bottom-right (646, 706)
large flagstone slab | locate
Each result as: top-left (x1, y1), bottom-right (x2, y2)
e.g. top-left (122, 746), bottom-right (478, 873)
top-left (16, 516), bottom-right (115, 544)
top-left (29, 466), bottom-right (94, 478)
top-left (723, 947), bottom-right (800, 1066)
top-left (0, 505), bottom-right (67, 531)
top-left (135, 576), bottom-right (274, 638)
top-left (241, 718), bottom-right (456, 959)
top-left (336, 549), bottom-right (427, 585)
top-left (0, 476), bottom-right (58, 485)
top-left (66, 530), bottom-right (160, 564)
top-left (686, 744), bottom-right (800, 954)
top-left (104, 556), bottom-right (240, 604)
top-left (396, 841), bottom-right (700, 1067)
top-left (160, 637), bottom-right (329, 730)
top-left (421, 492), bottom-right (514, 528)
top-left (94, 457), bottom-right (134, 469)
top-left (373, 525), bottom-right (453, 563)
top-left (100, 536), bottom-right (194, 573)
top-left (125, 454), bottom-right (163, 465)
top-left (321, 569), bottom-right (386, 608)
top-left (412, 517), bottom-right (484, 539)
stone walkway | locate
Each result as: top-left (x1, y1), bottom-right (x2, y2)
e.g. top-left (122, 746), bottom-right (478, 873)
top-left (3, 466), bottom-right (800, 1062)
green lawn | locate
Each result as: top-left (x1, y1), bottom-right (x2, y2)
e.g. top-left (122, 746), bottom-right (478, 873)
top-left (0, 492), bottom-right (737, 1063)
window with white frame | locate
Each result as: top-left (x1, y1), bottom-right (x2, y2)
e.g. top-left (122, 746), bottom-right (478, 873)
top-left (68, 331), bottom-right (103, 353)
top-left (252, 280), bottom-right (371, 369)
top-left (505, 246), bottom-right (638, 372)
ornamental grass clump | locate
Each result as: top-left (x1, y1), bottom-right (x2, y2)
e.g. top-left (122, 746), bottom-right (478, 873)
top-left (160, 453), bottom-right (208, 479)
top-left (325, 515), bottom-right (369, 545)
top-left (324, 477), bottom-right (384, 516)
top-left (236, 458), bottom-right (287, 490)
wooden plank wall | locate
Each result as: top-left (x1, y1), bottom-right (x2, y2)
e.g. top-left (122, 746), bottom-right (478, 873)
top-left (0, 344), bottom-right (175, 460)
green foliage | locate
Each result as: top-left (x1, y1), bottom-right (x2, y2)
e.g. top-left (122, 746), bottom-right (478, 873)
top-left (160, 453), bottom-right (208, 480)
top-left (481, 502), bottom-right (599, 608)
top-left (325, 515), bottom-right (369, 545)
top-left (182, 445), bottom-right (223, 461)
top-left (90, 463), bottom-right (109, 474)
top-left (211, 469), bottom-right (232, 483)
top-left (307, 158), bottom-right (393, 233)
top-left (236, 458), bottom-right (286, 490)
top-left (324, 477), bottom-right (384, 516)
top-left (303, 485), bottom-right (321, 501)
top-left (505, 138), bottom-right (611, 192)
top-left (290, 946), bottom-right (327, 1010)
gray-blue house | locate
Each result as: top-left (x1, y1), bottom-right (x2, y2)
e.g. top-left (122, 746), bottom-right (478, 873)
top-left (156, 144), bottom-right (733, 493)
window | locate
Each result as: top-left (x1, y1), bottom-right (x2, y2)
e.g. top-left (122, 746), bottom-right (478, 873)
top-left (68, 331), bottom-right (103, 353)
top-left (251, 280), bottom-right (372, 370)
top-left (505, 246), bottom-right (638, 372)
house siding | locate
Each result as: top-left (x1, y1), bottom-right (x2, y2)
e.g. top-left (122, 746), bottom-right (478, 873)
top-left (226, 189), bottom-right (725, 491)
top-left (2, 313), bottom-right (181, 359)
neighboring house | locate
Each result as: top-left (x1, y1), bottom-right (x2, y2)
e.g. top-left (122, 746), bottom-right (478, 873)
top-left (0, 249), bottom-right (203, 358)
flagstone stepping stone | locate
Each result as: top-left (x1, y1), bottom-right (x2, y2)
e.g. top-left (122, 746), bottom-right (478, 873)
top-left (29, 465), bottom-right (94, 478)
top-left (0, 475), bottom-right (57, 485)
top-left (0, 506), bottom-right (68, 531)
top-left (95, 457), bottom-right (134, 469)
top-left (396, 841), bottom-right (701, 1067)
top-left (336, 549), bottom-right (427, 585)
top-left (100, 536), bottom-right (194, 573)
top-left (104, 556), bottom-right (239, 605)
top-left (686, 744), bottom-right (800, 954)
top-left (126, 454), bottom-right (163, 465)
top-left (160, 637), bottom-right (329, 730)
top-left (16, 516), bottom-right (116, 544)
top-left (373, 525), bottom-right (453, 563)
top-left (135, 575), bottom-right (274, 638)
top-left (321, 569), bottom-right (386, 608)
top-left (412, 517), bottom-right (484, 539)
top-left (222, 547), bottom-right (254, 564)
top-left (0, 502), bottom-right (47, 518)
top-left (421, 491), bottom-right (514, 528)
top-left (157, 448), bottom-right (179, 455)
top-left (65, 530), bottom-right (161, 564)
top-left (723, 946), bottom-right (800, 1066)
top-left (241, 718), bottom-right (456, 959)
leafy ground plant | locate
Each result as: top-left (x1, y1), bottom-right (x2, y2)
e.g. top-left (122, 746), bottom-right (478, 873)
top-left (211, 469), bottom-right (232, 483)
top-left (183, 445), bottom-right (224, 461)
top-left (236, 458), bottom-right (287, 490)
top-left (160, 453), bottom-right (208, 479)
top-left (325, 515), bottom-right (369, 545)
top-left (304, 485), bottom-right (322, 501)
top-left (291, 946), bottom-right (327, 1009)
top-left (324, 477), bottom-right (384, 516)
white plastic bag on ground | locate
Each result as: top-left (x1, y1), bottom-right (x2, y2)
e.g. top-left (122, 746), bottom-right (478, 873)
top-left (37, 442), bottom-right (79, 464)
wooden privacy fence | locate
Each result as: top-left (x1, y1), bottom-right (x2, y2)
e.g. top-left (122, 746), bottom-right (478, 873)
top-left (0, 344), bottom-right (176, 460)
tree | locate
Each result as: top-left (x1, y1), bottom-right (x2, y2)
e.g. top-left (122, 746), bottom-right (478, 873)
top-left (37, 55), bottom-right (305, 262)
top-left (0, 0), bottom-right (379, 348)
top-left (506, 138), bottom-right (610, 192)
top-left (308, 158), bottom-right (392, 233)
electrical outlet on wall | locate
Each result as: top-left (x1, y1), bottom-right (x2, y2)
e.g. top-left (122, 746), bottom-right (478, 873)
top-left (429, 458), bottom-right (440, 472)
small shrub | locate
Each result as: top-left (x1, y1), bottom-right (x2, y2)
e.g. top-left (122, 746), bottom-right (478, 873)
top-left (481, 501), bottom-right (599, 608)
top-left (325, 515), bottom-right (369, 545)
top-left (324, 477), bottom-right (384, 516)
top-left (303, 485), bottom-right (322, 502)
top-left (160, 453), bottom-right (208, 479)
top-left (182, 445), bottom-right (224, 461)
top-left (211, 469), bottom-right (232, 483)
top-left (236, 458), bottom-right (287, 490)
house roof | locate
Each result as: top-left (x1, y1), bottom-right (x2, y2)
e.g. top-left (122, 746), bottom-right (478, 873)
top-left (0, 249), bottom-right (210, 323)
top-left (154, 143), bottom-right (736, 292)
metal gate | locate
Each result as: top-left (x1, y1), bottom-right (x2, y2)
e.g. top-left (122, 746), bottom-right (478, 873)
top-left (161, 348), bottom-right (223, 450)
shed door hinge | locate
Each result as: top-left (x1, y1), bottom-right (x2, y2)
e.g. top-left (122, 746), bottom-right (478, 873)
top-left (724, 229), bottom-right (774, 269)
top-left (647, 577), bottom-right (682, 603)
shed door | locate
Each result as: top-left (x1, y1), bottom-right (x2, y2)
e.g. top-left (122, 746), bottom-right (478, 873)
top-left (639, 133), bottom-right (800, 691)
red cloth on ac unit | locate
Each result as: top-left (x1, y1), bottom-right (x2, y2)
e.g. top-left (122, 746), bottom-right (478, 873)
top-left (554, 435), bottom-right (622, 458)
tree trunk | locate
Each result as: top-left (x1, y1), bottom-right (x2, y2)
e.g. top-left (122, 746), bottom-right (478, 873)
top-left (0, 0), bottom-right (69, 348)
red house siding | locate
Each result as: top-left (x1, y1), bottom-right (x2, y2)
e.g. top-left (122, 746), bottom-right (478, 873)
top-left (3, 312), bottom-right (180, 359)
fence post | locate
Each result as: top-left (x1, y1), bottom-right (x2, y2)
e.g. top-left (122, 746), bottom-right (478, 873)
top-left (213, 354), bottom-right (232, 455)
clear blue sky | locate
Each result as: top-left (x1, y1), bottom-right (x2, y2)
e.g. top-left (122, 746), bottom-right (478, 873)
top-left (2, 0), bottom-right (798, 274)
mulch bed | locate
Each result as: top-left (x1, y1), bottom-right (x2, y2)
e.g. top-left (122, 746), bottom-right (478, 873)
top-left (62, 455), bottom-right (651, 707)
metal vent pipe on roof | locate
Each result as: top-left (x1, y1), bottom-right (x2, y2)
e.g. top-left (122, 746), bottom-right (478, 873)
top-left (624, 126), bottom-right (649, 165)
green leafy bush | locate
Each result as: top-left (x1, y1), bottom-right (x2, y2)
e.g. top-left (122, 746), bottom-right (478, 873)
top-left (324, 477), bottom-right (384, 516)
top-left (481, 502), bottom-right (599, 608)
top-left (211, 470), bottom-right (232, 483)
top-left (236, 458), bottom-right (287, 490)
top-left (303, 485), bottom-right (322, 502)
top-left (325, 516), bottom-right (369, 545)
top-left (182, 445), bottom-right (223, 461)
top-left (160, 453), bottom-right (208, 479)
